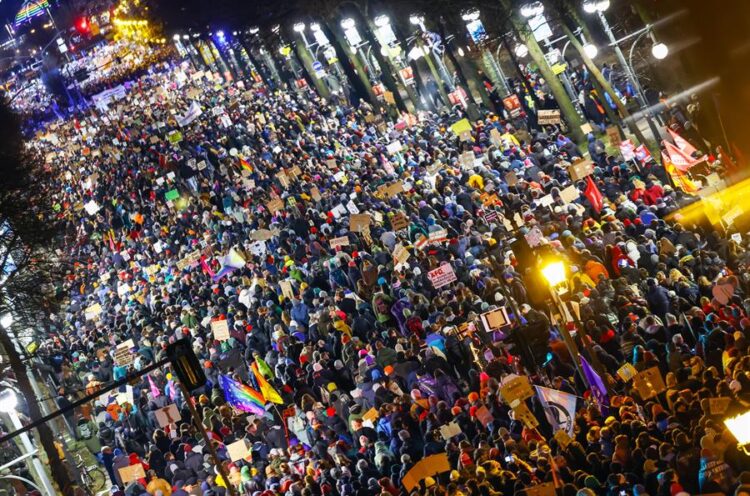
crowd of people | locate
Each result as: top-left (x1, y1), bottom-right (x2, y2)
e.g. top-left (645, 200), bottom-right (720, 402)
top-left (20, 53), bottom-right (750, 496)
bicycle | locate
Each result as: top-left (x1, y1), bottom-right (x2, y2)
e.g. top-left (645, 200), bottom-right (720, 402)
top-left (73, 452), bottom-right (107, 496)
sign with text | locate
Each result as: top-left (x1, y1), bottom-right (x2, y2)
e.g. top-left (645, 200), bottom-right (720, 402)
top-left (428, 264), bottom-right (457, 289)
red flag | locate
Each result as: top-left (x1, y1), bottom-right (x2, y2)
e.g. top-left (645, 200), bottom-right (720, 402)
top-left (663, 141), bottom-right (697, 172)
top-left (584, 176), bottom-right (604, 213)
top-left (667, 128), bottom-right (699, 157)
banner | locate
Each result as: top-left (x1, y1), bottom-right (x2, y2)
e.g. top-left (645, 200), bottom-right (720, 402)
top-left (177, 101), bottom-right (203, 127)
top-left (535, 385), bottom-right (577, 436)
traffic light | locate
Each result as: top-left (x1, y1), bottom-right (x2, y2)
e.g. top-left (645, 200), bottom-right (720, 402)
top-left (75, 17), bottom-right (89, 35)
top-left (166, 339), bottom-right (207, 391)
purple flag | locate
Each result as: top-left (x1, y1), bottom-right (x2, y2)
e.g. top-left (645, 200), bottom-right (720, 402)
top-left (580, 355), bottom-right (608, 414)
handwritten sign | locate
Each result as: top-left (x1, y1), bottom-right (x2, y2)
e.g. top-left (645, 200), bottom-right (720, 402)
top-left (428, 264), bottom-right (457, 289)
top-left (349, 214), bottom-right (371, 232)
top-left (390, 212), bottom-right (409, 231)
top-left (227, 438), bottom-right (251, 462)
top-left (568, 158), bottom-right (595, 181)
top-left (329, 236), bottom-right (350, 249)
top-left (633, 366), bottom-right (666, 400)
top-left (118, 464), bottom-right (145, 484)
top-left (500, 376), bottom-right (534, 406)
top-left (211, 319), bottom-right (230, 341)
top-left (537, 109), bottom-right (561, 125)
top-left (616, 363), bottom-right (638, 382)
top-left (439, 421), bottom-right (462, 441)
top-left (155, 404), bottom-right (182, 427)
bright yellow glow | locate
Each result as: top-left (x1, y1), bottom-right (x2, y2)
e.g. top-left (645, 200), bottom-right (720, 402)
top-left (542, 261), bottom-right (566, 287)
top-left (667, 175), bottom-right (750, 227)
top-left (725, 411), bottom-right (750, 446)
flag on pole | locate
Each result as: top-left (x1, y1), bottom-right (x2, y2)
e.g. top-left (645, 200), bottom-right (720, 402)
top-left (251, 362), bottom-right (284, 404)
top-left (580, 355), bottom-right (609, 414)
top-left (667, 128), bottom-right (699, 157)
top-left (212, 247), bottom-right (246, 282)
top-left (219, 375), bottom-right (266, 415)
top-left (634, 144), bottom-right (652, 163)
top-left (584, 176), bottom-right (604, 213)
top-left (663, 141), bottom-right (697, 172)
top-left (148, 375), bottom-right (161, 398)
top-left (238, 157), bottom-right (253, 173)
top-left (534, 386), bottom-right (577, 436)
top-left (662, 152), bottom-right (699, 195)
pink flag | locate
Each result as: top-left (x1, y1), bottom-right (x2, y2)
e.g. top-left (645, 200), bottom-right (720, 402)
top-left (663, 141), bottom-right (697, 172)
top-left (148, 375), bottom-right (161, 398)
top-left (667, 128), bottom-right (699, 157)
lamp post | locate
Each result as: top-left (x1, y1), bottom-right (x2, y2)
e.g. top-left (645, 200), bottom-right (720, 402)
top-left (541, 260), bottom-right (611, 396)
top-left (461, 8), bottom-right (510, 96)
top-left (583, 0), bottom-right (663, 140)
top-left (0, 389), bottom-right (55, 496)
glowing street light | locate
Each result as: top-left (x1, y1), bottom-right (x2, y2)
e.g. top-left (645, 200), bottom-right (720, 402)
top-left (725, 411), bottom-right (750, 455)
top-left (293, 22), bottom-right (306, 33)
top-left (374, 15), bottom-right (390, 28)
top-left (583, 42), bottom-right (598, 59)
top-left (582, 0), bottom-right (610, 13)
top-left (461, 9), bottom-right (480, 22)
top-left (651, 42), bottom-right (669, 60)
top-left (514, 43), bottom-right (529, 58)
top-left (520, 1), bottom-right (545, 18)
top-left (172, 34), bottom-right (180, 41)
top-left (541, 261), bottom-right (567, 287)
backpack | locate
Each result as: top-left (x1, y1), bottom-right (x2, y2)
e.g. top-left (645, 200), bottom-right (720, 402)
top-left (78, 421), bottom-right (92, 440)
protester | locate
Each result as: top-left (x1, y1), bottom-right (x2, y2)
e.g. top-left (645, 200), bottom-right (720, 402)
top-left (23, 55), bottom-right (750, 496)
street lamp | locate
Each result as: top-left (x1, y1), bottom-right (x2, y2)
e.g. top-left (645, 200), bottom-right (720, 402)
top-left (172, 34), bottom-right (180, 41)
top-left (541, 261), bottom-right (566, 287)
top-left (0, 390), bottom-right (55, 496)
top-left (651, 41), bottom-right (668, 60)
top-left (374, 15), bottom-right (390, 28)
top-left (520, 1), bottom-right (545, 18)
top-left (293, 22), bottom-right (306, 33)
top-left (582, 0), bottom-right (610, 13)
top-left (725, 411), bottom-right (750, 455)
top-left (514, 43), bottom-right (529, 58)
top-left (0, 313), bottom-right (13, 329)
top-left (583, 42), bottom-right (598, 59)
top-left (461, 9), bottom-right (480, 22)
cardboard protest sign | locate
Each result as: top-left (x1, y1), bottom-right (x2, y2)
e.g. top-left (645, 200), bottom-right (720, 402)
top-left (250, 229), bottom-right (275, 241)
top-left (633, 366), bottom-right (666, 400)
top-left (384, 181), bottom-right (404, 198)
top-left (227, 439), bottom-right (251, 462)
top-left (606, 126), bottom-right (621, 147)
top-left (474, 405), bottom-right (494, 427)
top-left (118, 464), bottom-right (146, 484)
top-left (84, 303), bottom-right (102, 321)
top-left (114, 339), bottom-right (135, 366)
top-left (616, 363), bottom-right (638, 382)
top-left (84, 200), bottom-right (100, 215)
top-left (560, 185), bottom-right (580, 204)
top-left (310, 187), bottom-right (322, 202)
top-left (155, 404), bottom-right (182, 427)
top-left (393, 244), bottom-right (410, 267)
top-left (506, 171), bottom-right (519, 187)
top-left (479, 307), bottom-right (510, 333)
top-left (279, 280), bottom-right (295, 300)
top-left (439, 421), bottom-right (462, 441)
top-left (401, 453), bottom-right (451, 491)
top-left (390, 212), bottom-right (409, 231)
top-left (362, 408), bottom-right (379, 424)
top-left (568, 158), bottom-right (595, 181)
top-left (349, 214), bottom-right (371, 233)
top-left (267, 198), bottom-right (284, 214)
top-left (165, 189), bottom-right (180, 201)
top-left (329, 236), bottom-right (350, 249)
top-left (211, 319), bottom-right (230, 341)
top-left (512, 402), bottom-right (539, 429)
top-left (428, 264), bottom-right (457, 289)
top-left (500, 376), bottom-right (535, 406)
top-left (553, 429), bottom-right (572, 450)
top-left (537, 109), bottom-right (561, 125)
top-left (450, 118), bottom-right (472, 136)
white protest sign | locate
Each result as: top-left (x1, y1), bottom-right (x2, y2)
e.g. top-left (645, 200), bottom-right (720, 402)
top-left (428, 264), bottom-right (457, 289)
top-left (211, 319), bottom-right (230, 341)
top-left (155, 404), bottom-right (182, 427)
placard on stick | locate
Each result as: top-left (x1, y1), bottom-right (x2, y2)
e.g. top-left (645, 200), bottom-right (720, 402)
top-left (500, 376), bottom-right (534, 406)
top-left (568, 158), bottom-right (595, 181)
top-left (427, 264), bottom-right (457, 289)
top-left (118, 464), bottom-right (146, 484)
top-left (390, 212), bottom-right (409, 231)
top-left (227, 438), bottom-right (251, 462)
top-left (155, 404), bottom-right (182, 427)
top-left (349, 214), bottom-right (371, 232)
top-left (632, 366), bottom-right (666, 400)
top-left (537, 109), bottom-right (561, 125)
top-left (211, 319), bottom-right (230, 341)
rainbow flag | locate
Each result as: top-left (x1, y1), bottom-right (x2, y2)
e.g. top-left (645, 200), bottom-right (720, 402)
top-left (251, 362), bottom-right (283, 404)
top-left (239, 157), bottom-right (253, 173)
top-left (15, 0), bottom-right (50, 26)
top-left (219, 375), bottom-right (266, 415)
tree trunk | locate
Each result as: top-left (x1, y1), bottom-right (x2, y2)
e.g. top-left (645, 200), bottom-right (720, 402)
top-left (0, 328), bottom-right (74, 495)
top-left (499, 0), bottom-right (585, 143)
top-left (558, 21), bottom-right (654, 154)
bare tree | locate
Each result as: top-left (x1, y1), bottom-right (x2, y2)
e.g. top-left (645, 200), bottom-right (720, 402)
top-left (0, 97), bottom-right (74, 494)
